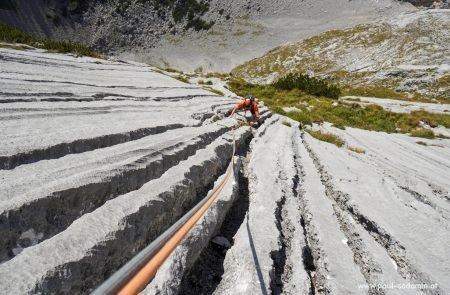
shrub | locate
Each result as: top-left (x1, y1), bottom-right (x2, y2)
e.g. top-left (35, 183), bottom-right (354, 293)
top-left (205, 80), bottom-right (213, 85)
top-left (273, 73), bottom-right (341, 99)
top-left (307, 130), bottom-right (345, 147)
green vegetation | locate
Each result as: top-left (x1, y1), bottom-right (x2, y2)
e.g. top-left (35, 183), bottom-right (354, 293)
top-left (416, 141), bottom-right (428, 146)
top-left (203, 87), bottom-right (224, 96)
top-left (342, 85), bottom-right (404, 100)
top-left (273, 73), bottom-right (341, 99)
top-left (0, 23), bottom-right (103, 58)
top-left (347, 146), bottom-right (366, 154)
top-left (0, 0), bottom-right (17, 10)
top-left (237, 120), bottom-right (251, 127)
top-left (307, 130), bottom-right (345, 147)
top-left (282, 121), bottom-right (292, 127)
top-left (228, 78), bottom-right (450, 136)
top-left (345, 97), bottom-right (361, 102)
top-left (174, 75), bottom-right (190, 83)
top-left (204, 72), bottom-right (229, 79)
top-left (341, 85), bottom-right (450, 103)
top-left (410, 128), bottom-right (436, 139)
top-left (164, 67), bottom-right (182, 73)
top-left (0, 43), bottom-right (30, 50)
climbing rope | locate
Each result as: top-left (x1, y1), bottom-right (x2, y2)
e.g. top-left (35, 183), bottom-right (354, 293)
top-left (93, 126), bottom-right (237, 295)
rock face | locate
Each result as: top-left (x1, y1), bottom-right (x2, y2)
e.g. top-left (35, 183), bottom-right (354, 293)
top-left (0, 47), bottom-right (269, 293)
top-left (1, 48), bottom-right (449, 294)
top-left (0, 0), bottom-right (415, 71)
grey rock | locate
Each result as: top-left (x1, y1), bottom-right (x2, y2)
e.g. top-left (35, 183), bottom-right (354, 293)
top-left (396, 78), bottom-right (434, 92)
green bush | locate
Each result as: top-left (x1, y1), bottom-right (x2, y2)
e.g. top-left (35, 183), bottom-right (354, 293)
top-left (0, 23), bottom-right (102, 58)
top-left (273, 73), bottom-right (341, 99)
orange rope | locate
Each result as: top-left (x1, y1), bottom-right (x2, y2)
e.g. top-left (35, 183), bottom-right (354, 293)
top-left (118, 129), bottom-right (236, 295)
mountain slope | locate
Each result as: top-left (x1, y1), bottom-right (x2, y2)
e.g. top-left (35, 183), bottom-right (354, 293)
top-left (0, 0), bottom-right (415, 71)
top-left (233, 10), bottom-right (450, 99)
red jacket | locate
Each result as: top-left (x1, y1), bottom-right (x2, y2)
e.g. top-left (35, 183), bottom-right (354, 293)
top-left (235, 100), bottom-right (259, 115)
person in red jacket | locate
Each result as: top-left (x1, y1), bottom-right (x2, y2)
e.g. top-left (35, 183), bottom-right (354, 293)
top-left (230, 95), bottom-right (260, 125)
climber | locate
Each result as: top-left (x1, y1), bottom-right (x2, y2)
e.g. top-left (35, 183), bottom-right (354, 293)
top-left (230, 95), bottom-right (260, 125)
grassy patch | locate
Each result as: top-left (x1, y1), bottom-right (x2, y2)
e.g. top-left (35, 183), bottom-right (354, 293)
top-left (282, 121), bottom-right (292, 127)
top-left (416, 141), bottom-right (428, 146)
top-left (347, 146), bottom-right (366, 154)
top-left (237, 120), bottom-right (251, 127)
top-left (0, 23), bottom-right (103, 58)
top-left (203, 87), bottom-right (224, 96)
top-left (436, 133), bottom-right (450, 139)
top-left (174, 75), bottom-right (190, 83)
top-left (345, 97), bottom-right (361, 102)
top-left (228, 78), bottom-right (450, 136)
top-left (307, 130), bottom-right (345, 147)
top-left (435, 75), bottom-right (450, 88)
top-left (410, 128), bottom-right (435, 139)
top-left (164, 67), bottom-right (182, 73)
top-left (341, 85), bottom-right (447, 103)
top-left (203, 72), bottom-right (229, 79)
top-left (342, 85), bottom-right (404, 99)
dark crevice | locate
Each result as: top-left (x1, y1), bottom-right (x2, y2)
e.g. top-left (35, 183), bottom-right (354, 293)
top-left (270, 194), bottom-right (287, 295)
top-left (178, 161), bottom-right (250, 295)
top-left (300, 216), bottom-right (316, 295)
top-left (178, 135), bottom-right (253, 295)
top-left (292, 141), bottom-right (324, 294)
